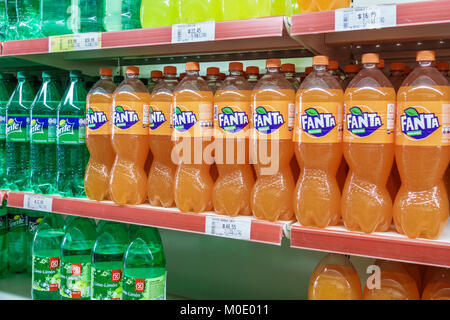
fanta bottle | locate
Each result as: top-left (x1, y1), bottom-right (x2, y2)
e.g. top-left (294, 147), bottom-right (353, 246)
top-left (206, 67), bottom-right (222, 94)
top-left (172, 62), bottom-right (214, 213)
top-left (294, 56), bottom-right (344, 228)
top-left (342, 64), bottom-right (360, 90)
top-left (250, 59), bottom-right (296, 221)
top-left (436, 62), bottom-right (450, 81)
top-left (110, 67), bottom-right (150, 205)
top-left (85, 68), bottom-right (117, 201)
top-left (308, 253), bottom-right (362, 300)
top-left (328, 60), bottom-right (344, 89)
top-left (147, 66), bottom-right (179, 207)
top-left (246, 66), bottom-right (260, 89)
top-left (281, 63), bottom-right (300, 91)
top-left (342, 53), bottom-right (396, 233)
top-left (147, 70), bottom-right (163, 94)
top-left (394, 50), bottom-right (450, 239)
top-left (421, 267), bottom-right (450, 300)
top-left (388, 62), bottom-right (406, 92)
top-left (363, 260), bottom-right (420, 300)
top-left (213, 62), bottom-right (254, 216)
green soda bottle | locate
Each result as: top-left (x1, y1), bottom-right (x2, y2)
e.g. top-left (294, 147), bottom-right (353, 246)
top-left (31, 214), bottom-right (65, 300)
top-left (91, 221), bottom-right (128, 300)
top-left (60, 217), bottom-right (97, 300)
top-left (16, 0), bottom-right (42, 39)
top-left (7, 208), bottom-right (28, 273)
top-left (30, 71), bottom-right (62, 195)
top-left (0, 73), bottom-right (14, 188)
top-left (5, 72), bottom-right (37, 191)
top-left (56, 70), bottom-right (89, 198)
top-left (63, 215), bottom-right (76, 232)
top-left (0, 199), bottom-right (7, 278)
top-left (0, 1), bottom-right (7, 41)
top-left (5, 0), bottom-right (19, 40)
top-left (40, 0), bottom-right (72, 37)
top-left (26, 210), bottom-right (47, 274)
top-left (123, 226), bottom-right (166, 300)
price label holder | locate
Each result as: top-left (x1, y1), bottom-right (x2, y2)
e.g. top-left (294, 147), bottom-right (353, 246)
top-left (49, 32), bottom-right (102, 53)
top-left (205, 216), bottom-right (251, 240)
top-left (171, 21), bottom-right (215, 44)
top-left (23, 194), bottom-right (53, 212)
top-left (335, 5), bottom-right (397, 32)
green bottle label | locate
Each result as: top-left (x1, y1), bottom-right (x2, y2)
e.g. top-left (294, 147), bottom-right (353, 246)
top-left (122, 273), bottom-right (166, 300)
top-left (0, 114), bottom-right (5, 140)
top-left (31, 115), bottom-right (57, 143)
top-left (6, 114), bottom-right (30, 142)
top-left (60, 261), bottom-right (91, 299)
top-left (0, 215), bottom-right (7, 235)
top-left (91, 267), bottom-right (123, 300)
top-left (27, 215), bottom-right (45, 235)
top-left (32, 256), bottom-right (61, 292)
top-left (8, 213), bottom-right (27, 231)
top-left (57, 116), bottom-right (85, 145)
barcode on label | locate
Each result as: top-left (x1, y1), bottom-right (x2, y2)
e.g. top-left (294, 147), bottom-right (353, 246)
top-left (23, 194), bottom-right (53, 212)
top-left (49, 32), bottom-right (101, 53)
top-left (172, 21), bottom-right (215, 44)
top-left (205, 216), bottom-right (251, 240)
top-left (335, 5), bottom-right (396, 32)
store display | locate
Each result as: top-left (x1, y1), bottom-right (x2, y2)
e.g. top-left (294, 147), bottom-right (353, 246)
top-left (147, 70), bottom-right (163, 94)
top-left (281, 63), bottom-right (300, 91)
top-left (104, 0), bottom-right (141, 32)
top-left (206, 67), bottom-right (222, 94)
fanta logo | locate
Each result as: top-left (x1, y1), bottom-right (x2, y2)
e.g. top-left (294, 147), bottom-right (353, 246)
top-left (114, 106), bottom-right (139, 129)
top-left (400, 107), bottom-right (440, 140)
top-left (346, 106), bottom-right (382, 137)
top-left (301, 108), bottom-right (336, 137)
top-left (172, 106), bottom-right (197, 132)
top-left (31, 119), bottom-right (44, 135)
top-left (57, 119), bottom-right (74, 136)
top-left (253, 106), bottom-right (284, 134)
top-left (218, 107), bottom-right (249, 133)
top-left (87, 108), bottom-right (108, 130)
top-left (149, 107), bottom-right (166, 130)
top-left (6, 118), bottom-right (23, 135)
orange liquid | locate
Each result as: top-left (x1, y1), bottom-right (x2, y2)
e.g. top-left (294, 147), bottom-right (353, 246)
top-left (308, 264), bottom-right (362, 300)
top-left (402, 262), bottom-right (423, 294)
top-left (85, 93), bottom-right (115, 201)
top-left (336, 157), bottom-right (348, 193)
top-left (394, 85), bottom-right (450, 239)
top-left (363, 270), bottom-right (420, 300)
top-left (342, 87), bottom-right (395, 233)
top-left (387, 161), bottom-right (401, 201)
top-left (294, 89), bottom-right (343, 228)
top-left (213, 89), bottom-right (254, 216)
top-left (422, 267), bottom-right (450, 300)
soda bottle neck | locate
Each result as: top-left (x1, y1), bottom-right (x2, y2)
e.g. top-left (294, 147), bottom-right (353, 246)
top-left (248, 74), bottom-right (258, 80)
top-left (314, 65), bottom-right (327, 72)
top-left (266, 67), bottom-right (280, 74)
top-left (126, 73), bottom-right (139, 79)
top-left (284, 72), bottom-right (295, 78)
top-left (164, 73), bottom-right (177, 80)
top-left (186, 70), bottom-right (199, 77)
top-left (419, 60), bottom-right (433, 67)
top-left (230, 70), bottom-right (244, 77)
top-left (363, 63), bottom-right (377, 69)
top-left (100, 75), bottom-right (112, 80)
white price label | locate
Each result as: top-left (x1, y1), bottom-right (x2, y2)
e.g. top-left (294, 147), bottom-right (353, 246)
top-left (335, 5), bottom-right (397, 32)
top-left (205, 216), bottom-right (251, 240)
top-left (23, 194), bottom-right (53, 212)
top-left (172, 21), bottom-right (215, 44)
top-left (49, 32), bottom-right (101, 53)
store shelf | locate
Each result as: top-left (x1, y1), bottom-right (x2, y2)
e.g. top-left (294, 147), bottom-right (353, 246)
top-left (6, 191), bottom-right (284, 246)
top-left (290, 222), bottom-right (450, 268)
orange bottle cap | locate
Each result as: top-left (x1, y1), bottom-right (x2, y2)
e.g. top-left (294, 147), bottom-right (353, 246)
top-left (312, 55), bottom-right (329, 66)
top-left (416, 50), bottom-right (435, 61)
top-left (281, 63), bottom-right (296, 72)
top-left (126, 66), bottom-right (139, 75)
top-left (219, 73), bottom-right (226, 80)
top-left (344, 64), bottom-right (360, 73)
top-left (179, 72), bottom-right (186, 79)
top-left (246, 66), bottom-right (259, 75)
top-left (164, 66), bottom-right (177, 74)
top-left (362, 53), bottom-right (380, 64)
top-left (186, 62), bottom-right (200, 71)
top-left (328, 60), bottom-right (338, 70)
top-left (207, 67), bottom-right (220, 75)
top-left (390, 62), bottom-right (405, 71)
top-left (305, 66), bottom-right (313, 74)
top-left (266, 59), bottom-right (281, 68)
top-left (404, 66), bottom-right (412, 74)
top-left (436, 61), bottom-right (449, 71)
top-left (229, 62), bottom-right (243, 71)
top-left (99, 68), bottom-right (112, 76)
top-left (378, 59), bottom-right (385, 69)
top-left (151, 70), bottom-right (163, 78)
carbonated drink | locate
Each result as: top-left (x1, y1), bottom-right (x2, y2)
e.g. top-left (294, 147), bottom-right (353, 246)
top-left (0, 200), bottom-right (7, 278)
top-left (421, 267), bottom-right (450, 300)
top-left (147, 70), bottom-right (163, 94)
top-left (5, 0), bottom-right (19, 40)
top-left (281, 63), bottom-right (300, 91)
top-left (388, 62), bottom-right (406, 92)
top-left (66, 0), bottom-right (104, 34)
top-left (26, 210), bottom-right (47, 274)
top-left (7, 208), bottom-right (27, 273)
top-left (16, 0), bottom-right (42, 39)
top-left (206, 67), bottom-right (222, 94)
top-left (40, 0), bottom-right (71, 36)
top-left (0, 73), bottom-right (14, 188)
top-left (327, 60), bottom-right (344, 89)
top-left (342, 64), bottom-right (360, 90)
top-left (104, 0), bottom-right (141, 31)
top-left (246, 66), bottom-right (260, 89)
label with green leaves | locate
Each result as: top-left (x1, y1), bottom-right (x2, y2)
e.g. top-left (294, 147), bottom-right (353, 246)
top-left (57, 116), bottom-right (85, 145)
top-left (31, 115), bottom-right (57, 143)
top-left (60, 261), bottom-right (91, 299)
top-left (32, 256), bottom-right (61, 292)
top-left (6, 115), bottom-right (30, 142)
top-left (122, 273), bottom-right (166, 300)
top-left (91, 267), bottom-right (123, 300)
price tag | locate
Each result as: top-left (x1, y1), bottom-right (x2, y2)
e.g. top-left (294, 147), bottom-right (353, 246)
top-left (23, 194), bottom-right (53, 212)
top-left (205, 216), bottom-right (251, 240)
top-left (335, 5), bottom-right (397, 32)
top-left (49, 32), bottom-right (102, 53)
top-left (172, 21), bottom-right (215, 44)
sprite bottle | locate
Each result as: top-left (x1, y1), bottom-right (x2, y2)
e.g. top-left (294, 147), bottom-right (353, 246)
top-left (63, 215), bottom-right (76, 232)
top-left (7, 207), bottom-right (28, 273)
top-left (31, 214), bottom-right (65, 300)
top-left (0, 199), bottom-right (7, 278)
top-left (30, 71), bottom-right (62, 195)
top-left (60, 217), bottom-right (97, 300)
top-left (91, 221), bottom-right (128, 300)
top-left (56, 70), bottom-right (89, 198)
top-left (0, 73), bottom-right (14, 188)
top-left (16, 0), bottom-right (42, 39)
top-left (40, 0), bottom-right (72, 37)
top-left (5, 0), bottom-right (19, 40)
top-left (66, 0), bottom-right (104, 34)
top-left (5, 71), bottom-right (37, 191)
top-left (26, 210), bottom-right (47, 274)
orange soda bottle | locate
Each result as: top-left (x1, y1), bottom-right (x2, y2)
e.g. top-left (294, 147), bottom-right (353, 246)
top-left (401, 262), bottom-right (423, 294)
top-left (342, 64), bottom-right (360, 90)
top-left (110, 66), bottom-right (150, 205)
top-left (328, 60), bottom-right (344, 88)
top-left (394, 50), bottom-right (450, 239)
top-left (363, 260), bottom-right (420, 300)
top-left (436, 61), bottom-right (450, 81)
top-left (213, 62), bottom-right (254, 216)
top-left (173, 62), bottom-right (214, 213)
top-left (305, 66), bottom-right (313, 76)
top-left (293, 56), bottom-right (344, 228)
top-left (281, 63), bottom-right (300, 91)
top-left (206, 67), bottom-right (222, 94)
top-left (422, 267), bottom-right (450, 300)
top-left (246, 66), bottom-right (260, 89)
top-left (250, 59), bottom-right (296, 221)
top-left (342, 53), bottom-right (396, 233)
top-left (85, 68), bottom-right (117, 201)
top-left (308, 253), bottom-right (362, 300)
top-left (378, 58), bottom-right (385, 73)
top-left (147, 66), bottom-right (179, 207)
top-left (388, 62), bottom-right (406, 92)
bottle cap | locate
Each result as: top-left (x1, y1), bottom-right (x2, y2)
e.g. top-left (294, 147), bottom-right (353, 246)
top-left (42, 71), bottom-right (55, 78)
top-left (404, 66), bottom-right (412, 74)
top-left (186, 62), bottom-right (200, 71)
top-left (151, 70), bottom-right (163, 78)
top-left (345, 64), bottom-right (360, 73)
top-left (179, 72), bottom-right (186, 80)
top-left (219, 73), bottom-right (226, 80)
top-left (207, 67), bottom-right (220, 75)
top-left (378, 59), bottom-right (385, 69)
top-left (246, 66), bottom-right (259, 75)
top-left (361, 53), bottom-right (380, 64)
top-left (126, 66), bottom-right (139, 75)
top-left (164, 66), bottom-right (177, 75)
top-left (229, 62), bottom-right (243, 71)
top-left (436, 61), bottom-right (449, 71)
top-left (281, 63), bottom-right (296, 72)
top-left (328, 60), bottom-right (338, 70)
top-left (416, 50), bottom-right (435, 62)
top-left (390, 62), bottom-right (405, 71)
top-left (312, 56), bottom-right (329, 66)
top-left (305, 67), bottom-right (313, 74)
top-left (266, 59), bottom-right (281, 68)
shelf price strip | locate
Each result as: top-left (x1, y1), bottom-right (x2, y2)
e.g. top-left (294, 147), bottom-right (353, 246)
top-left (49, 32), bottom-right (102, 53)
top-left (205, 216), bottom-right (251, 240)
top-left (335, 4), bottom-right (397, 32)
top-left (171, 21), bottom-right (215, 43)
top-left (23, 194), bottom-right (53, 212)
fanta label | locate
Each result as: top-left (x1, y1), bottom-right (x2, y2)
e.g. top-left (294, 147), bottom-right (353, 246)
top-left (30, 115), bottom-right (57, 143)
top-left (113, 100), bottom-right (149, 135)
top-left (86, 101), bottom-right (112, 136)
top-left (214, 101), bottom-right (251, 139)
top-left (57, 116), bottom-right (85, 145)
top-left (344, 101), bottom-right (395, 144)
top-left (6, 114), bottom-right (30, 142)
top-left (396, 102), bottom-right (450, 146)
top-left (294, 101), bottom-right (343, 143)
top-left (251, 100), bottom-right (294, 140)
top-left (149, 101), bottom-right (171, 136)
top-left (171, 99), bottom-right (213, 138)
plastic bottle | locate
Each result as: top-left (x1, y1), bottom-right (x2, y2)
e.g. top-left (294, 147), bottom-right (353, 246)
top-left (63, 215), bottom-right (76, 232)
top-left (26, 210), bottom-right (47, 274)
top-left (5, 72), bottom-right (37, 191)
top-left (363, 260), bottom-right (420, 300)
top-left (0, 74), bottom-right (14, 188)
top-left (401, 262), bottom-right (423, 295)
top-left (172, 62), bottom-right (214, 213)
top-left (281, 63), bottom-right (300, 91)
top-left (31, 214), bottom-right (65, 300)
top-left (56, 70), bottom-right (89, 198)
top-left (305, 66), bottom-right (313, 76)
top-left (60, 217), bottom-right (97, 300)
top-left (40, 0), bottom-right (71, 36)
top-left (140, 0), bottom-right (178, 28)
top-left (103, 0), bottom-right (141, 31)
top-left (421, 267), bottom-right (450, 300)
top-left (299, 0), bottom-right (350, 13)
top-left (147, 70), bottom-right (163, 94)
top-left (7, 208), bottom-right (27, 273)
top-left (179, 0), bottom-right (223, 24)
top-left (342, 53), bottom-right (396, 233)
top-left (328, 60), bottom-right (344, 89)
top-left (342, 64), bottom-right (360, 90)
top-left (0, 199), bottom-right (7, 278)
top-left (394, 50), bottom-right (450, 239)
top-left (16, 0), bottom-right (42, 39)
top-left (388, 62), bottom-right (406, 92)
top-left (213, 62), bottom-right (254, 216)
top-left (5, 0), bottom-right (19, 40)
top-left (246, 66), bottom-right (260, 89)
top-left (85, 68), bottom-right (116, 201)
top-left (110, 66), bottom-right (150, 205)
top-left (294, 56), bottom-right (344, 228)
top-left (436, 61), bottom-right (450, 81)
top-left (378, 58), bottom-right (385, 74)
top-left (206, 67), bottom-right (222, 94)
top-left (66, 0), bottom-right (104, 34)
top-left (251, 59), bottom-right (296, 221)
top-left (0, 1), bottom-right (7, 40)
top-left (147, 66), bottom-right (179, 207)
top-left (91, 221), bottom-right (128, 300)
top-left (30, 71), bottom-right (62, 195)
top-left (308, 253), bottom-right (362, 300)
